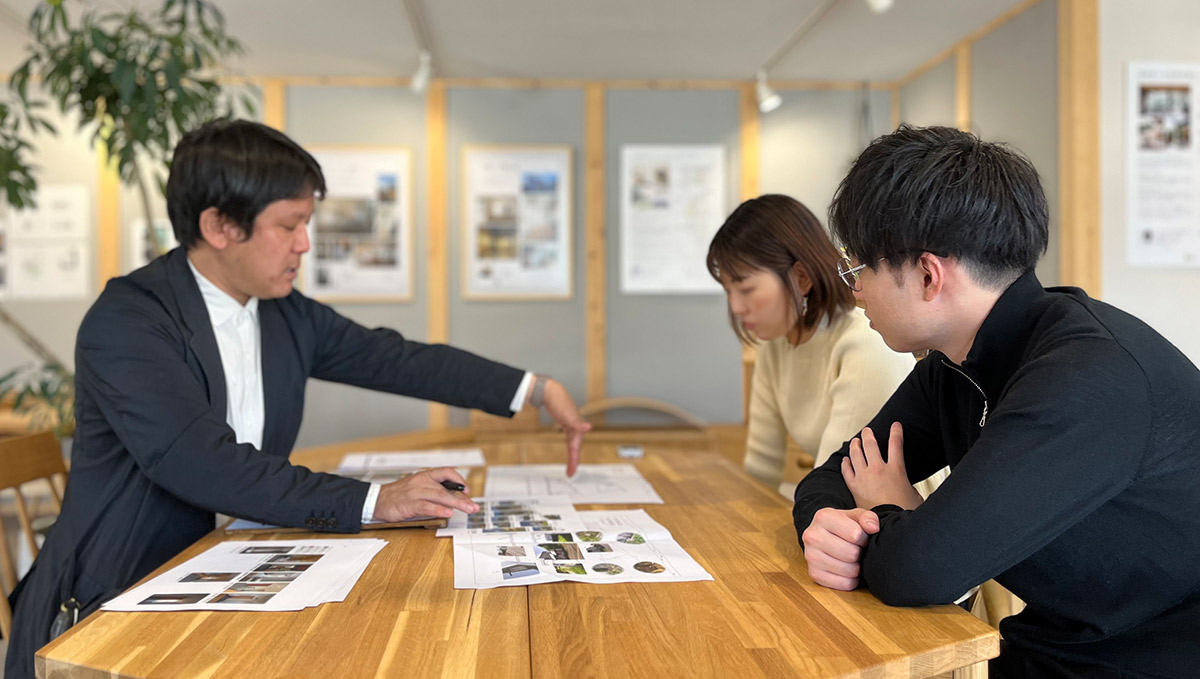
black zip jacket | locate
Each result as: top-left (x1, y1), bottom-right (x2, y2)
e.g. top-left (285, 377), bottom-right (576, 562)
top-left (793, 272), bottom-right (1200, 678)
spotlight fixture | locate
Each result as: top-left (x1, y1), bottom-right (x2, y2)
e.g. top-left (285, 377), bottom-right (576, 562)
top-left (866, 0), bottom-right (895, 14)
top-left (410, 50), bottom-right (432, 94)
top-left (756, 70), bottom-right (782, 113)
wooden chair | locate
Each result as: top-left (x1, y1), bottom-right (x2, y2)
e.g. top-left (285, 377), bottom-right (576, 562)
top-left (579, 396), bottom-right (706, 430)
top-left (0, 431), bottom-right (68, 639)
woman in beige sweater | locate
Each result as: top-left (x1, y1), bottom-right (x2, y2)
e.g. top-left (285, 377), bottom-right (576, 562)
top-left (708, 194), bottom-right (944, 499)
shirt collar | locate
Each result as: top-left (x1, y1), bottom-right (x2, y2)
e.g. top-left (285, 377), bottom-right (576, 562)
top-left (959, 270), bottom-right (1047, 398)
top-left (186, 256), bottom-right (259, 327)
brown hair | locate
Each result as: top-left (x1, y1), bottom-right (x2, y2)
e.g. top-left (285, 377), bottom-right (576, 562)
top-left (707, 194), bottom-right (854, 345)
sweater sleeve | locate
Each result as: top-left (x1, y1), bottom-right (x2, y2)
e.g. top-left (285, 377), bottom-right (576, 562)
top-left (743, 345), bottom-right (789, 489)
top-left (814, 319), bottom-right (915, 467)
top-left (858, 342), bottom-right (1149, 606)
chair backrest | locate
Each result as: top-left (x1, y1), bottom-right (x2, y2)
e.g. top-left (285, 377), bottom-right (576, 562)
top-left (0, 430), bottom-right (67, 639)
top-left (579, 397), bottom-right (706, 430)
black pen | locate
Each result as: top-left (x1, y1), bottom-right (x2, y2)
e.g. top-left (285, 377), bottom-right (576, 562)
top-left (440, 480), bottom-right (466, 492)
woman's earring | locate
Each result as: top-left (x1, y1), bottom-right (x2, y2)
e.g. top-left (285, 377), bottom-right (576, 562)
top-left (802, 294), bottom-right (809, 318)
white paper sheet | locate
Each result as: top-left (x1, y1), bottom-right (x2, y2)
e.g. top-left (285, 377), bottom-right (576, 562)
top-left (485, 464), bottom-right (663, 504)
top-left (101, 539), bottom-right (386, 612)
top-left (337, 449), bottom-right (487, 473)
top-left (436, 496), bottom-right (584, 537)
top-left (452, 510), bottom-right (712, 589)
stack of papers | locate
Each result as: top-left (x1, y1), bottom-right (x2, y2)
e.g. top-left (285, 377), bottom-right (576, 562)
top-left (448, 509), bottom-right (712, 589)
top-left (102, 539), bottom-right (386, 612)
top-left (485, 464), bottom-right (663, 504)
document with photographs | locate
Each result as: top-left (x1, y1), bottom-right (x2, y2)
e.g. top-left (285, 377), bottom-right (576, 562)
top-left (485, 464), bottom-right (663, 504)
top-left (452, 510), bottom-right (712, 589)
top-left (101, 539), bottom-right (387, 612)
top-left (435, 496), bottom-right (584, 537)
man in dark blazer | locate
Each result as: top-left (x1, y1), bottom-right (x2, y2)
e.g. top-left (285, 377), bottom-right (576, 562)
top-left (4, 120), bottom-right (590, 679)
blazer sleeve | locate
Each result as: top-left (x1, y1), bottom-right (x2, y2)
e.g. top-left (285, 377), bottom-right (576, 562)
top-left (76, 285), bottom-right (369, 532)
top-left (296, 293), bottom-right (526, 417)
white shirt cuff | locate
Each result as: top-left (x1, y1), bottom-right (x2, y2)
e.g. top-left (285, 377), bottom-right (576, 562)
top-left (509, 371), bottom-right (535, 413)
top-left (361, 483), bottom-right (382, 523)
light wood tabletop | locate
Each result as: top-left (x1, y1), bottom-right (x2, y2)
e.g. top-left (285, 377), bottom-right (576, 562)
top-left (35, 428), bottom-right (998, 678)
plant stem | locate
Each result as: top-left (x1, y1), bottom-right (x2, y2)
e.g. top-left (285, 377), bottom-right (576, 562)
top-left (0, 302), bottom-right (69, 369)
top-left (123, 117), bottom-right (164, 255)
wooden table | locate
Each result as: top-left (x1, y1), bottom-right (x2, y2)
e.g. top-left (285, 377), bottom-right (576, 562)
top-left (35, 429), bottom-right (998, 678)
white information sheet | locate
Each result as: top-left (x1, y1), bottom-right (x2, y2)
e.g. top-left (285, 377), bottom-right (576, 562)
top-left (463, 145), bottom-right (572, 299)
top-left (1127, 62), bottom-right (1200, 266)
top-left (485, 464), bottom-right (663, 504)
top-left (126, 217), bottom-right (178, 271)
top-left (620, 144), bottom-right (726, 293)
top-left (4, 184), bottom-right (91, 299)
top-left (452, 510), bottom-right (712, 589)
top-left (102, 539), bottom-right (386, 612)
top-left (305, 148), bottom-right (414, 299)
top-left (337, 449), bottom-right (487, 474)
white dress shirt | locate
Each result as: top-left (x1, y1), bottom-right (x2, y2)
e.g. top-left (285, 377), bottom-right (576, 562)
top-left (188, 257), bottom-right (534, 524)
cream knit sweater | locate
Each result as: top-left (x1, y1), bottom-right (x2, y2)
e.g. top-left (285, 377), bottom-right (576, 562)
top-left (745, 307), bottom-right (946, 499)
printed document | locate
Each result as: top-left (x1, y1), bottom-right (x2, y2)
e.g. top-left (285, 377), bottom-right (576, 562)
top-left (452, 510), bottom-right (711, 589)
top-left (485, 464), bottom-right (663, 504)
top-left (102, 539), bottom-right (386, 612)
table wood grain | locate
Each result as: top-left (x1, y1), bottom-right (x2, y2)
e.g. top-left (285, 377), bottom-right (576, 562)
top-left (35, 430), bottom-right (997, 678)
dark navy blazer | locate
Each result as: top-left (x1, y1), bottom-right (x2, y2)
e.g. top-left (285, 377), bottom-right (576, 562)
top-left (5, 248), bottom-right (523, 679)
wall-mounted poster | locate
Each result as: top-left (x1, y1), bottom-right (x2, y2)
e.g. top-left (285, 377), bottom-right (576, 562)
top-left (4, 184), bottom-right (91, 299)
top-left (620, 144), bottom-right (726, 294)
top-left (462, 145), bottom-right (572, 299)
top-left (303, 147), bottom-right (413, 301)
top-left (127, 218), bottom-right (178, 271)
top-left (1127, 62), bottom-right (1200, 267)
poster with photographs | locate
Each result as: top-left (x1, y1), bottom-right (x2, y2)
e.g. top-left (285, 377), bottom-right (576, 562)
top-left (463, 145), bottom-right (572, 299)
top-left (620, 144), bottom-right (726, 294)
top-left (3, 184), bottom-right (91, 299)
top-left (1127, 62), bottom-right (1200, 266)
top-left (127, 218), bottom-right (178, 270)
top-left (304, 148), bottom-right (413, 301)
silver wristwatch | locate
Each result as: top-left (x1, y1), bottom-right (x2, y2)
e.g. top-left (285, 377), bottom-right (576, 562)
top-left (530, 374), bottom-right (548, 408)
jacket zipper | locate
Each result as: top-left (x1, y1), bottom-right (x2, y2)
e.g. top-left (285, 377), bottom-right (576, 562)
top-left (941, 359), bottom-right (989, 427)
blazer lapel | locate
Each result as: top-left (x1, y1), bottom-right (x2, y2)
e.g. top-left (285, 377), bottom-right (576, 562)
top-left (259, 301), bottom-right (295, 456)
top-left (165, 249), bottom-right (228, 416)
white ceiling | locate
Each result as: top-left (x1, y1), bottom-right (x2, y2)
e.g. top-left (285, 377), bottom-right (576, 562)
top-left (0, 0), bottom-right (1034, 83)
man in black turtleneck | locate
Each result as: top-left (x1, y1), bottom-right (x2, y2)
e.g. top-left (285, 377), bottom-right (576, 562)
top-left (794, 124), bottom-right (1200, 678)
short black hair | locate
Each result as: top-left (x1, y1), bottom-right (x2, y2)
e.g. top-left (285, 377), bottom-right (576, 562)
top-left (829, 124), bottom-right (1048, 289)
top-left (166, 119), bottom-right (325, 248)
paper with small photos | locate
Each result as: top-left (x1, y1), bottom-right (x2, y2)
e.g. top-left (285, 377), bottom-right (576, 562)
top-left (436, 496), bottom-right (584, 538)
top-left (101, 539), bottom-right (386, 612)
top-left (451, 510), bottom-right (712, 589)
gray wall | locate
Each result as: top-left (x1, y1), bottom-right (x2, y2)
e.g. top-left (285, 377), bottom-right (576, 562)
top-left (446, 88), bottom-right (588, 427)
top-left (288, 85), bottom-right (433, 446)
top-left (972, 0), bottom-right (1060, 285)
top-left (900, 59), bottom-right (957, 128)
top-left (761, 89), bottom-right (894, 224)
top-left (605, 89), bottom-right (744, 425)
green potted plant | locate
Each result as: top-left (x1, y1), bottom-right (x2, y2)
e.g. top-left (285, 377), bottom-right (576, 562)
top-left (0, 0), bottom-right (248, 439)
